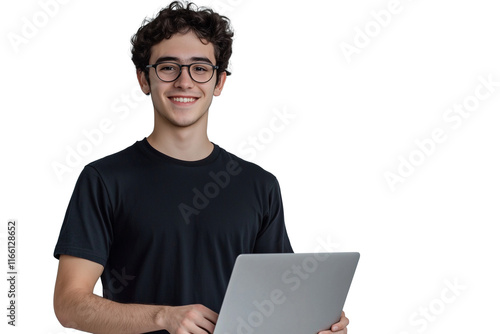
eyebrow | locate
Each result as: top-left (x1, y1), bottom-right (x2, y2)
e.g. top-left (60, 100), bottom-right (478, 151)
top-left (154, 56), bottom-right (214, 64)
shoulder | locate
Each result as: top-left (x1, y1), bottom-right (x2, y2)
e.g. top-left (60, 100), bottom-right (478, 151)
top-left (89, 141), bottom-right (142, 168)
top-left (79, 140), bottom-right (146, 183)
top-left (217, 146), bottom-right (279, 187)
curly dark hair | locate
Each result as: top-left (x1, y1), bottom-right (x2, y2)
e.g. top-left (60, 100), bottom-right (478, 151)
top-left (131, 1), bottom-right (233, 85)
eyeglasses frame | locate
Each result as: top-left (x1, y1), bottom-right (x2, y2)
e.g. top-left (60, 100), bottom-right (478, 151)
top-left (145, 61), bottom-right (220, 83)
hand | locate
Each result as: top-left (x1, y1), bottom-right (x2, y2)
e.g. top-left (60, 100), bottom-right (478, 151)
top-left (318, 311), bottom-right (349, 334)
top-left (158, 304), bottom-right (218, 334)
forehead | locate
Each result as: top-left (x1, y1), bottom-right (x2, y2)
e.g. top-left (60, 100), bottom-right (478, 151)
top-left (149, 30), bottom-right (216, 64)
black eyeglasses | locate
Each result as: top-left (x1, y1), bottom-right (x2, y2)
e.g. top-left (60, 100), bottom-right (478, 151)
top-left (146, 61), bottom-right (219, 83)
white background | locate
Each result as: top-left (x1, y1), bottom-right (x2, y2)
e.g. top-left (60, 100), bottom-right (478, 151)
top-left (1, 0), bottom-right (499, 333)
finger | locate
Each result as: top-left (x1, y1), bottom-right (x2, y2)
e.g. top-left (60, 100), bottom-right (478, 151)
top-left (331, 311), bottom-right (349, 331)
top-left (318, 329), bottom-right (347, 334)
top-left (197, 305), bottom-right (218, 333)
top-left (197, 317), bottom-right (217, 334)
top-left (187, 322), bottom-right (214, 334)
top-left (183, 315), bottom-right (217, 334)
top-left (202, 307), bottom-right (219, 325)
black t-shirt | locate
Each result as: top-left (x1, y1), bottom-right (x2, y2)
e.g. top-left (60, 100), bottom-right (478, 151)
top-left (54, 139), bottom-right (293, 332)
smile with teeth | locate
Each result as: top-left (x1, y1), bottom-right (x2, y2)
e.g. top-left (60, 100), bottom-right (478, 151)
top-left (171, 97), bottom-right (197, 103)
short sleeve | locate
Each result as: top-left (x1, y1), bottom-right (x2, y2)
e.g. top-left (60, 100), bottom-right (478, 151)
top-left (253, 177), bottom-right (293, 253)
top-left (53, 165), bottom-right (114, 266)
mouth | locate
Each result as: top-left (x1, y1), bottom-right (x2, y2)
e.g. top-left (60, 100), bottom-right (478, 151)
top-left (169, 96), bottom-right (199, 104)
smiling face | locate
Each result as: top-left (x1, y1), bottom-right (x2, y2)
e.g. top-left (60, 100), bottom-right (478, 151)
top-left (138, 30), bottom-right (227, 130)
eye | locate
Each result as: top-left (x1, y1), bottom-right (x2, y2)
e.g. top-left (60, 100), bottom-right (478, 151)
top-left (158, 63), bottom-right (177, 72)
top-left (192, 64), bottom-right (210, 73)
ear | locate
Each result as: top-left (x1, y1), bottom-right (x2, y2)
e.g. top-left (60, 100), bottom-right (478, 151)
top-left (213, 71), bottom-right (227, 97)
top-left (137, 69), bottom-right (151, 95)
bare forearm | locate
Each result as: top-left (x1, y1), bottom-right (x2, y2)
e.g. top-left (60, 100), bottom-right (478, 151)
top-left (55, 290), bottom-right (165, 334)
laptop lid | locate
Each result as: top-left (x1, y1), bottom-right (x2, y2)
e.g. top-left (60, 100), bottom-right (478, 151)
top-left (214, 252), bottom-right (360, 334)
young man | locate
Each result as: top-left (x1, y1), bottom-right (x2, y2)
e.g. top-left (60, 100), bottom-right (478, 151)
top-left (53, 2), bottom-right (349, 333)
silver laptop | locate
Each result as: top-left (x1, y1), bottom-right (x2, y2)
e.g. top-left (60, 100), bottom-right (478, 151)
top-left (214, 252), bottom-right (360, 334)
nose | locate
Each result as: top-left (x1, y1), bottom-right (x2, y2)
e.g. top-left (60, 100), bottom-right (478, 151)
top-left (174, 66), bottom-right (194, 89)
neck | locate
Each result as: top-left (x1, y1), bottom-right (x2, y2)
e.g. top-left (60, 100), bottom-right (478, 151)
top-left (147, 118), bottom-right (213, 162)
top-left (147, 130), bottom-right (213, 162)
